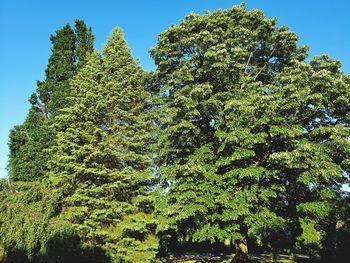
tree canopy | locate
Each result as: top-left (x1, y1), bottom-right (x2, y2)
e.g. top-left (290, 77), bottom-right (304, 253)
top-left (2, 4), bottom-right (350, 263)
top-left (48, 28), bottom-right (158, 262)
top-left (150, 4), bottom-right (350, 259)
top-left (8, 20), bottom-right (94, 182)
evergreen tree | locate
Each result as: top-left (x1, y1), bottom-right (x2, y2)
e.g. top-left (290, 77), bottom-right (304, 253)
top-left (8, 110), bottom-right (54, 181)
top-left (35, 23), bottom-right (76, 116)
top-left (8, 20), bottom-right (94, 181)
top-left (151, 5), bottom-right (350, 260)
top-left (49, 28), bottom-right (158, 262)
top-left (74, 20), bottom-right (95, 71)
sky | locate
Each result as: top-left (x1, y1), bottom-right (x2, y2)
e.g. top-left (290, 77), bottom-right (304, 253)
top-left (0, 0), bottom-right (349, 181)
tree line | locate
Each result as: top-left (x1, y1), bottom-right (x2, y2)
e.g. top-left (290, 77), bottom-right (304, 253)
top-left (1, 5), bottom-right (350, 263)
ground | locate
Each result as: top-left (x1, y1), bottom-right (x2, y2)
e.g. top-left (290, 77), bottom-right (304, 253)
top-left (169, 253), bottom-right (320, 263)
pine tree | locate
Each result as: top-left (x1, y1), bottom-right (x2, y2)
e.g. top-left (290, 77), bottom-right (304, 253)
top-left (49, 28), bottom-right (158, 262)
top-left (35, 23), bottom-right (76, 116)
top-left (151, 5), bottom-right (350, 259)
top-left (8, 20), bottom-right (94, 181)
top-left (74, 19), bottom-right (95, 71)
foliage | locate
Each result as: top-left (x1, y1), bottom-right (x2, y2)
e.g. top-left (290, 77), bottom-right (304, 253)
top-left (35, 20), bottom-right (94, 116)
top-left (8, 110), bottom-right (54, 181)
top-left (150, 4), bottom-right (350, 258)
top-left (295, 218), bottom-right (321, 255)
top-left (3, 4), bottom-right (350, 262)
top-left (0, 179), bottom-right (10, 192)
top-left (8, 20), bottom-right (94, 182)
top-left (0, 181), bottom-right (59, 261)
top-left (48, 28), bottom-right (158, 262)
top-left (0, 182), bottom-right (111, 262)
top-left (319, 192), bottom-right (350, 263)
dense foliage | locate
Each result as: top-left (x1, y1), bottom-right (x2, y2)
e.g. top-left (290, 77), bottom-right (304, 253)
top-left (151, 4), bottom-right (350, 260)
top-left (48, 28), bottom-right (158, 262)
top-left (0, 180), bottom-right (110, 263)
top-left (1, 4), bottom-right (350, 263)
top-left (8, 20), bottom-right (94, 181)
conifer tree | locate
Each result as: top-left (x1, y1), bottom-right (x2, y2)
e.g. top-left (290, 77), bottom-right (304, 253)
top-left (8, 20), bottom-right (94, 181)
top-left (35, 23), bottom-right (76, 116)
top-left (49, 28), bottom-right (158, 262)
top-left (74, 20), bottom-right (95, 71)
top-left (151, 5), bottom-right (350, 259)
top-left (8, 110), bottom-right (54, 181)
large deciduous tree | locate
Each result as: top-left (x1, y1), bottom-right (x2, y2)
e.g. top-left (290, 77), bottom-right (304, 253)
top-left (49, 28), bottom-right (158, 262)
top-left (151, 4), bottom-right (350, 259)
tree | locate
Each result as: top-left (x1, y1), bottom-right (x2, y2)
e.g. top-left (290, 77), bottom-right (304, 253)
top-left (49, 28), bottom-right (158, 262)
top-left (151, 4), bottom-right (350, 260)
top-left (8, 110), bottom-right (55, 181)
top-left (0, 181), bottom-right (110, 263)
top-left (0, 181), bottom-right (59, 262)
top-left (320, 191), bottom-right (350, 263)
top-left (8, 20), bottom-right (94, 181)
top-left (74, 19), bottom-right (95, 71)
top-left (34, 20), bottom-right (94, 116)
top-left (35, 23), bottom-right (76, 117)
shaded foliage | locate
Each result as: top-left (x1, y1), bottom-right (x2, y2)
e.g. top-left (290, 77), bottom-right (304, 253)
top-left (0, 182), bottom-right (59, 261)
top-left (0, 182), bottom-right (110, 263)
top-left (320, 192), bottom-right (350, 263)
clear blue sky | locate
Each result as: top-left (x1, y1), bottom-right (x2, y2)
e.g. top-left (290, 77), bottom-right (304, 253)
top-left (0, 0), bottom-right (349, 181)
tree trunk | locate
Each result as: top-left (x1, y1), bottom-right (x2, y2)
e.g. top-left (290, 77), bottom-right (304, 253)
top-left (232, 239), bottom-right (249, 263)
